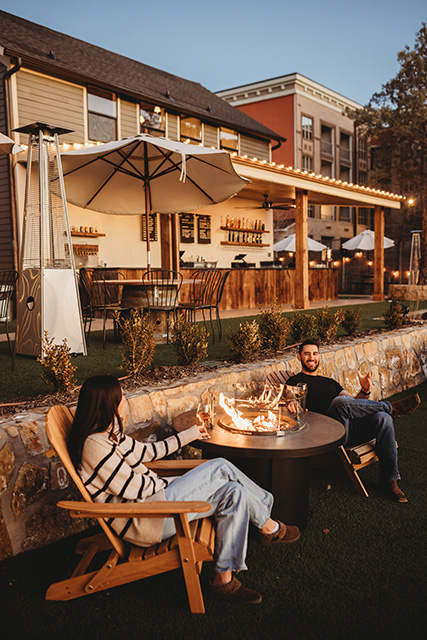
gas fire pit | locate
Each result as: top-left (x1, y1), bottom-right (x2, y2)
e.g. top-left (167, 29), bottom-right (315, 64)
top-left (173, 384), bottom-right (346, 528)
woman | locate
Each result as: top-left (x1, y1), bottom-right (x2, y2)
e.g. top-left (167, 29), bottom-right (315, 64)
top-left (68, 375), bottom-right (300, 605)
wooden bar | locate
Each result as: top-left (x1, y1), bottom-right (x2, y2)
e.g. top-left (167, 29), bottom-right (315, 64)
top-left (94, 267), bottom-right (337, 312)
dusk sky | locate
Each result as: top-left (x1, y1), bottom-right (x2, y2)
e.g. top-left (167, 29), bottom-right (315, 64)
top-left (1, 0), bottom-right (425, 105)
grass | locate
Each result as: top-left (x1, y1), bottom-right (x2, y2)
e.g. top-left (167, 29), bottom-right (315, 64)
top-left (1, 381), bottom-right (426, 639)
top-left (1, 300), bottom-right (425, 403)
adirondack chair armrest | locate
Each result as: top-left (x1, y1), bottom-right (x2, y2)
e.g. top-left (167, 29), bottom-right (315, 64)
top-left (57, 499), bottom-right (211, 519)
top-left (145, 459), bottom-right (206, 474)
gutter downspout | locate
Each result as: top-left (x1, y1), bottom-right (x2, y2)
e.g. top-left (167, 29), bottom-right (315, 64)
top-left (3, 56), bottom-right (22, 273)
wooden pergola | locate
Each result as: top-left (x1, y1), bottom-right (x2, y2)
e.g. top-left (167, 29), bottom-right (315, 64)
top-left (233, 159), bottom-right (403, 308)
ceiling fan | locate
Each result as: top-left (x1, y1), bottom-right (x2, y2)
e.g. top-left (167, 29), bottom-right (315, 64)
top-left (234, 194), bottom-right (295, 210)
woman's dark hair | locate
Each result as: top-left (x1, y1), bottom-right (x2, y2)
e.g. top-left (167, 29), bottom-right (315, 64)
top-left (68, 375), bottom-right (124, 467)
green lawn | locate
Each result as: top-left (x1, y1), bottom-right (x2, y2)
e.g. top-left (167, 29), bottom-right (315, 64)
top-left (0, 300), bottom-right (424, 403)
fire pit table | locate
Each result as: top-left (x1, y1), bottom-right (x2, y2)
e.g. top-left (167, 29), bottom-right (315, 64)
top-left (173, 408), bottom-right (345, 528)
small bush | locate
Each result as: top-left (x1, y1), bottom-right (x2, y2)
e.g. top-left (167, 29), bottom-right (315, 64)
top-left (315, 307), bottom-right (345, 341)
top-left (37, 330), bottom-right (76, 391)
top-left (227, 320), bottom-right (262, 362)
top-left (383, 301), bottom-right (408, 330)
top-left (114, 309), bottom-right (155, 375)
top-left (170, 314), bottom-right (209, 366)
top-left (258, 301), bottom-right (291, 352)
top-left (341, 307), bottom-right (362, 336)
top-left (290, 309), bottom-right (317, 343)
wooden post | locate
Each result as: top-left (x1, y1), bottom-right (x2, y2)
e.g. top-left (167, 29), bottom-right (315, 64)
top-left (294, 189), bottom-right (309, 309)
top-left (373, 205), bottom-right (384, 301)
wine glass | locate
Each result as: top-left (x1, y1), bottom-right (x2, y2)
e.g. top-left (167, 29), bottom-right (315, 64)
top-left (196, 402), bottom-right (212, 439)
top-left (295, 383), bottom-right (307, 423)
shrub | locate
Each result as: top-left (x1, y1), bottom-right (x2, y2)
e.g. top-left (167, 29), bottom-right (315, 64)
top-left (383, 300), bottom-right (408, 330)
top-left (114, 309), bottom-right (155, 375)
top-left (258, 301), bottom-right (291, 352)
top-left (315, 307), bottom-right (345, 341)
top-left (170, 314), bottom-right (209, 366)
top-left (290, 309), bottom-right (317, 343)
top-left (227, 320), bottom-right (262, 362)
top-left (37, 330), bottom-right (76, 391)
top-left (341, 306), bottom-right (362, 336)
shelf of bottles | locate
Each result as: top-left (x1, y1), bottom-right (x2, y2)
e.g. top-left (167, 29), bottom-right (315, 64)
top-left (220, 215), bottom-right (269, 247)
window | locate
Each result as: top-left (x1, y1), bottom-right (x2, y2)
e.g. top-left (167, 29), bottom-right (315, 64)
top-left (321, 160), bottom-right (332, 178)
top-left (358, 171), bottom-right (367, 185)
top-left (140, 102), bottom-right (165, 136)
top-left (87, 86), bottom-right (116, 142)
top-left (358, 138), bottom-right (366, 160)
top-left (302, 116), bottom-right (313, 140)
top-left (340, 166), bottom-right (350, 182)
top-left (308, 204), bottom-right (314, 219)
top-left (339, 207), bottom-right (351, 222)
top-left (321, 124), bottom-right (333, 156)
top-left (340, 132), bottom-right (351, 163)
top-left (302, 156), bottom-right (313, 172)
top-left (358, 208), bottom-right (370, 225)
top-left (220, 127), bottom-right (238, 152)
top-left (180, 116), bottom-right (201, 144)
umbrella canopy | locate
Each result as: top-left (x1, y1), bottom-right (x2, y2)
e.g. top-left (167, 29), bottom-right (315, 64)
top-left (0, 132), bottom-right (24, 155)
top-left (273, 233), bottom-right (327, 253)
top-left (61, 133), bottom-right (248, 215)
top-left (342, 229), bottom-right (394, 251)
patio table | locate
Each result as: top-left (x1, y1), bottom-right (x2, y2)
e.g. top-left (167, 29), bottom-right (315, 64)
top-left (173, 409), bottom-right (345, 528)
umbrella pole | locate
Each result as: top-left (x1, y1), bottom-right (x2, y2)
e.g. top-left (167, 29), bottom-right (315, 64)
top-left (144, 144), bottom-right (151, 271)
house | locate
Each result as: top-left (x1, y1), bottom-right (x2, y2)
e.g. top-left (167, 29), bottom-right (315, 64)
top-left (0, 11), bottom-right (402, 308)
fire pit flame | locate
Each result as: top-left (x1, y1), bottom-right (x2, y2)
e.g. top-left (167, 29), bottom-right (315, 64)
top-left (218, 390), bottom-right (294, 434)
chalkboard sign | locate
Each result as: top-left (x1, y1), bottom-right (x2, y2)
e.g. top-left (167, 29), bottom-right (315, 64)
top-left (197, 215), bottom-right (211, 244)
top-left (142, 213), bottom-right (157, 241)
top-left (180, 213), bottom-right (195, 243)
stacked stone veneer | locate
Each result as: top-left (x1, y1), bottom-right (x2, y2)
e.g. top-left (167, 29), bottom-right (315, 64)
top-left (1, 324), bottom-right (427, 561)
top-left (389, 284), bottom-right (427, 301)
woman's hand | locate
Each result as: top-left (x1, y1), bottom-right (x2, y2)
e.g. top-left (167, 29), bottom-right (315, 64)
top-left (194, 424), bottom-right (211, 440)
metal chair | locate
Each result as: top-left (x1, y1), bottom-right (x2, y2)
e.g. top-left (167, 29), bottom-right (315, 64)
top-left (213, 270), bottom-right (230, 342)
top-left (0, 269), bottom-right (18, 368)
top-left (78, 268), bottom-right (93, 337)
top-left (141, 270), bottom-right (183, 342)
top-left (178, 269), bottom-right (222, 342)
top-left (80, 268), bottom-right (130, 348)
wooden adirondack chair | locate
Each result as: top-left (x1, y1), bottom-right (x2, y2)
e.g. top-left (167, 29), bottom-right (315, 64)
top-left (45, 405), bottom-right (215, 613)
top-left (265, 369), bottom-right (384, 497)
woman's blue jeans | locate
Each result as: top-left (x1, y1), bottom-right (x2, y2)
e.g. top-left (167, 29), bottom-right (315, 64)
top-left (162, 458), bottom-right (273, 574)
top-left (327, 395), bottom-right (400, 481)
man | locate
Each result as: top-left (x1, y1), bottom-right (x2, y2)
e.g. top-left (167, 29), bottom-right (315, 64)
top-left (286, 339), bottom-right (420, 503)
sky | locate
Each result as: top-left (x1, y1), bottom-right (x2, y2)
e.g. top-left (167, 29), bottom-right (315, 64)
top-left (1, 0), bottom-right (426, 105)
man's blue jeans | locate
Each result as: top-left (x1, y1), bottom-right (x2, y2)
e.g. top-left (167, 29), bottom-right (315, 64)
top-left (162, 458), bottom-right (273, 574)
top-left (327, 395), bottom-right (400, 481)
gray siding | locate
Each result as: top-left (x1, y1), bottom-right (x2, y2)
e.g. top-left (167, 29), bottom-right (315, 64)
top-left (203, 124), bottom-right (218, 148)
top-left (239, 135), bottom-right (270, 162)
top-left (16, 70), bottom-right (85, 144)
top-left (166, 113), bottom-right (179, 141)
top-left (0, 64), bottom-right (15, 270)
top-left (120, 100), bottom-right (138, 138)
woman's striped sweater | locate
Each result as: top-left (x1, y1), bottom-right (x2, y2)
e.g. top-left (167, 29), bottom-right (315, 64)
top-left (79, 424), bottom-right (201, 546)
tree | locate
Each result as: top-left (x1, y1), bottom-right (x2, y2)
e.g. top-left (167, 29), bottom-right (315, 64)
top-left (348, 23), bottom-right (427, 282)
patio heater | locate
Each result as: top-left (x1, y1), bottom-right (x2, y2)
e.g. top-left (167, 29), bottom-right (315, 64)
top-left (14, 122), bottom-right (86, 357)
top-left (409, 230), bottom-right (421, 285)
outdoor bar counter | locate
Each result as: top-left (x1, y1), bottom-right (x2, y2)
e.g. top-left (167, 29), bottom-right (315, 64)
top-left (103, 267), bottom-right (338, 310)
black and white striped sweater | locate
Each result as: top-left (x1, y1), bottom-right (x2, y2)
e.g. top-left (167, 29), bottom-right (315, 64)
top-left (79, 424), bottom-right (201, 546)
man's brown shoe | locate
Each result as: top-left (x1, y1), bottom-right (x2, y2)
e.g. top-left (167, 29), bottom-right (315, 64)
top-left (382, 479), bottom-right (408, 503)
top-left (256, 520), bottom-right (300, 546)
top-left (391, 393), bottom-right (420, 419)
top-left (209, 577), bottom-right (262, 604)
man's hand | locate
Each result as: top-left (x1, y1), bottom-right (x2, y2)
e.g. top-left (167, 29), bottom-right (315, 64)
top-left (357, 370), bottom-right (371, 394)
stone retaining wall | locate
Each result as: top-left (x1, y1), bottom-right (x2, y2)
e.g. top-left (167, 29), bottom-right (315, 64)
top-left (1, 324), bottom-right (427, 561)
top-left (389, 284), bottom-right (427, 301)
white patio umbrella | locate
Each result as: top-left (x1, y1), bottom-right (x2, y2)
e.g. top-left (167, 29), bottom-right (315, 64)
top-left (61, 133), bottom-right (249, 268)
top-left (273, 233), bottom-right (327, 253)
top-left (0, 132), bottom-right (24, 155)
top-left (342, 229), bottom-right (394, 251)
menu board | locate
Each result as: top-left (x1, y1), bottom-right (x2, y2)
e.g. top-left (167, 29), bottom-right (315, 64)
top-left (141, 213), bottom-right (157, 241)
top-left (197, 215), bottom-right (211, 244)
top-left (180, 213), bottom-right (195, 243)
